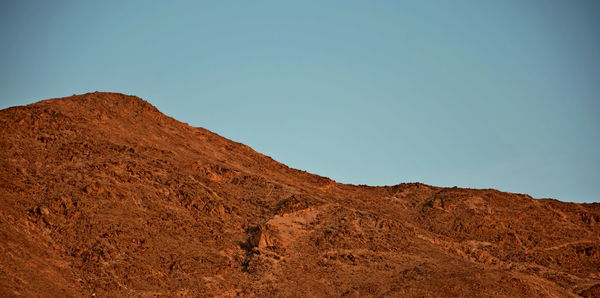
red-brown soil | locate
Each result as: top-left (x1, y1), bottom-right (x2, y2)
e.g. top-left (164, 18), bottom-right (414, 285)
top-left (1, 92), bottom-right (598, 297)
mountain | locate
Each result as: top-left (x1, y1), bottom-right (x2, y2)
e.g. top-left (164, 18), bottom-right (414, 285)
top-left (0, 92), bottom-right (598, 297)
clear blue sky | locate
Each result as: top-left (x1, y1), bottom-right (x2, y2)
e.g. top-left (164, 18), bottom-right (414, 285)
top-left (1, 1), bottom-right (598, 202)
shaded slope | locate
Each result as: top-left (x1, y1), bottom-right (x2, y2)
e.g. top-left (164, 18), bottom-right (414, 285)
top-left (0, 92), bottom-right (598, 297)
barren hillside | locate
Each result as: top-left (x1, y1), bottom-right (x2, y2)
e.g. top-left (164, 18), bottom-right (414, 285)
top-left (1, 92), bottom-right (598, 297)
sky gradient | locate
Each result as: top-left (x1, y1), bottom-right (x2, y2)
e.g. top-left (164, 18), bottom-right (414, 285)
top-left (1, 1), bottom-right (599, 202)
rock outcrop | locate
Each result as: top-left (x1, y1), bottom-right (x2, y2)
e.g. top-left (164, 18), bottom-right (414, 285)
top-left (0, 92), bottom-right (598, 297)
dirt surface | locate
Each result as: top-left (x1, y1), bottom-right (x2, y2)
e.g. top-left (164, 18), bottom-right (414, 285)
top-left (0, 92), bottom-right (598, 297)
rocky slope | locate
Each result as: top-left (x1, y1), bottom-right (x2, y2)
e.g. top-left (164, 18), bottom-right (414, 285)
top-left (0, 92), bottom-right (598, 297)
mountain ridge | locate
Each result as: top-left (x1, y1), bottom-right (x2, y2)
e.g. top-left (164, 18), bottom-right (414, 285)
top-left (1, 92), bottom-right (598, 297)
top-left (2, 91), bottom-right (577, 197)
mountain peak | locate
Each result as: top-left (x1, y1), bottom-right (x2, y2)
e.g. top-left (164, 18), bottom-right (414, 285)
top-left (40, 91), bottom-right (163, 118)
top-left (42, 91), bottom-right (153, 107)
top-left (0, 92), bottom-right (178, 133)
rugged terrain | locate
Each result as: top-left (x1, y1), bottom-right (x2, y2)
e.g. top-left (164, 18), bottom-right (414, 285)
top-left (0, 92), bottom-right (598, 297)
